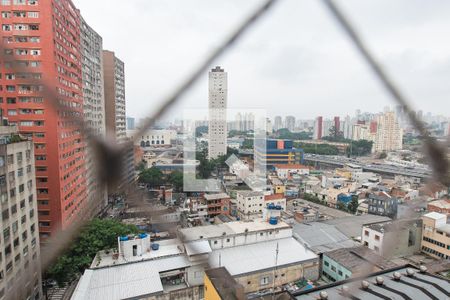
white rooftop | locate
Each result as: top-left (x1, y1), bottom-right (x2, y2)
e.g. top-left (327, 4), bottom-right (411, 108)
top-left (208, 237), bottom-right (318, 276)
top-left (184, 240), bottom-right (212, 256)
top-left (91, 239), bottom-right (183, 268)
top-left (423, 211), bottom-right (447, 220)
top-left (72, 255), bottom-right (191, 300)
top-left (178, 219), bottom-right (291, 242)
top-left (204, 193), bottom-right (230, 200)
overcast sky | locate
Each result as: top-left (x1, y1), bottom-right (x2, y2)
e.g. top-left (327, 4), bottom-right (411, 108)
top-left (74, 0), bottom-right (450, 121)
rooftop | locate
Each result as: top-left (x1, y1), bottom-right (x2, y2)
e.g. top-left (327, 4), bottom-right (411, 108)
top-left (204, 193), bottom-right (230, 200)
top-left (274, 164), bottom-right (310, 170)
top-left (91, 238), bottom-right (183, 268)
top-left (365, 219), bottom-right (422, 234)
top-left (325, 247), bottom-right (380, 274)
top-left (178, 219), bottom-right (291, 242)
top-left (208, 237), bottom-right (318, 276)
top-left (423, 211), bottom-right (447, 220)
top-left (293, 265), bottom-right (450, 300)
top-left (428, 199), bottom-right (450, 209)
top-left (205, 267), bottom-right (244, 300)
top-left (293, 222), bottom-right (359, 254)
top-left (72, 255), bottom-right (191, 300)
top-left (323, 215), bottom-right (391, 238)
top-left (236, 190), bottom-right (264, 197)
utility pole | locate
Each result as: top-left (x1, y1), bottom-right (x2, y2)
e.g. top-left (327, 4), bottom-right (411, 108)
top-left (272, 242), bottom-right (279, 300)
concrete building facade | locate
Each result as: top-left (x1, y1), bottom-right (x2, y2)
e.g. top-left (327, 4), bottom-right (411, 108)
top-left (208, 66), bottom-right (227, 159)
top-left (103, 50), bottom-right (126, 143)
top-left (236, 191), bottom-right (264, 220)
top-left (0, 127), bottom-right (42, 300)
top-left (81, 18), bottom-right (108, 217)
top-left (421, 212), bottom-right (450, 259)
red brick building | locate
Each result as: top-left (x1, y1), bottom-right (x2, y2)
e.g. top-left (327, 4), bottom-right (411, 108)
top-left (427, 199), bottom-right (450, 215)
top-left (0, 0), bottom-right (88, 238)
top-left (203, 193), bottom-right (231, 218)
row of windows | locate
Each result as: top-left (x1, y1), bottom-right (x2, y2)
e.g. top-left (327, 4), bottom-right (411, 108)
top-left (1, 0), bottom-right (38, 5)
top-left (422, 246), bottom-right (450, 259)
top-left (2, 23), bottom-right (39, 31)
top-left (423, 236), bottom-right (449, 249)
top-left (1, 11), bottom-right (39, 18)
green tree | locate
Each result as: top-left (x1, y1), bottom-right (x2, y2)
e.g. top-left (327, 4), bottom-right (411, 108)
top-left (46, 219), bottom-right (138, 286)
top-left (347, 195), bottom-right (359, 214)
top-left (195, 125), bottom-right (208, 137)
top-left (347, 140), bottom-right (373, 156)
top-left (242, 139), bottom-right (254, 149)
top-left (167, 171), bottom-right (183, 191)
top-left (378, 152), bottom-right (387, 159)
top-left (275, 128), bottom-right (312, 140)
top-left (138, 167), bottom-right (164, 186)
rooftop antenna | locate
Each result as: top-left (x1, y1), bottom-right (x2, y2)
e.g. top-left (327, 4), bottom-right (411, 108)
top-left (272, 242), bottom-right (279, 300)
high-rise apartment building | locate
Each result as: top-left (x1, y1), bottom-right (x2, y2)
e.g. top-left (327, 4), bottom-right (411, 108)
top-left (285, 115), bottom-right (295, 132)
top-left (0, 0), bottom-right (89, 237)
top-left (343, 115), bottom-right (353, 139)
top-left (81, 18), bottom-right (107, 216)
top-left (273, 115), bottom-right (282, 131)
top-left (103, 50), bottom-right (126, 143)
top-left (373, 111), bottom-right (403, 152)
top-left (208, 66), bottom-right (227, 159)
top-left (333, 116), bottom-right (340, 134)
top-left (0, 126), bottom-right (42, 300)
top-left (313, 116), bottom-right (323, 140)
top-left (102, 51), bottom-right (134, 191)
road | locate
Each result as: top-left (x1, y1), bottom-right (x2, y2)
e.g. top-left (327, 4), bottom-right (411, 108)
top-left (303, 154), bottom-right (431, 179)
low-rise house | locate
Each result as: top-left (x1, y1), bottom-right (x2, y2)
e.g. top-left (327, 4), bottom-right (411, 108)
top-left (361, 219), bottom-right (422, 258)
top-left (367, 192), bottom-right (398, 218)
top-left (236, 190), bottom-right (264, 220)
top-left (427, 199), bottom-right (450, 215)
top-left (204, 193), bottom-right (231, 219)
top-left (274, 164), bottom-right (310, 179)
top-left (421, 212), bottom-right (450, 260)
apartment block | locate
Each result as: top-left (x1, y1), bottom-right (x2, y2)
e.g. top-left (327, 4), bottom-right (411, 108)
top-left (0, 0), bottom-right (89, 237)
top-left (236, 191), bottom-right (264, 220)
top-left (0, 126), bottom-right (41, 300)
top-left (421, 212), bottom-right (450, 259)
top-left (103, 50), bottom-right (126, 143)
top-left (208, 66), bottom-right (227, 159)
top-left (81, 18), bottom-right (107, 217)
top-left (373, 111), bottom-right (403, 152)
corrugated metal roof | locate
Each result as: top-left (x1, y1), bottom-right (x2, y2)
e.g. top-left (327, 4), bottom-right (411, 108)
top-left (72, 255), bottom-right (191, 300)
top-left (185, 240), bottom-right (212, 256)
top-left (293, 266), bottom-right (450, 300)
top-left (208, 237), bottom-right (317, 276)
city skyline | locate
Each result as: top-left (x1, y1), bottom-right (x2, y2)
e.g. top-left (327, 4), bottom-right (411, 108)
top-left (75, 0), bottom-right (450, 120)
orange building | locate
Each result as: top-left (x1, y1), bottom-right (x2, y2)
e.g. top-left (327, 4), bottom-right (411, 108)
top-left (0, 0), bottom-right (88, 238)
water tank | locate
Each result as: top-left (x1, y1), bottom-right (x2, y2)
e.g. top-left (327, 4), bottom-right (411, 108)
top-left (151, 243), bottom-right (160, 251)
top-left (119, 236), bottom-right (129, 241)
top-left (268, 203), bottom-right (275, 210)
top-left (275, 205), bottom-right (282, 210)
top-left (139, 233), bottom-right (148, 239)
top-left (269, 217), bottom-right (278, 225)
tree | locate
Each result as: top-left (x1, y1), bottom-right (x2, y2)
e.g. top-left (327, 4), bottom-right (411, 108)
top-left (242, 139), bottom-right (254, 149)
top-left (275, 128), bottom-right (312, 140)
top-left (347, 140), bottom-right (373, 156)
top-left (347, 195), bottom-right (359, 214)
top-left (378, 152), bottom-right (387, 159)
top-left (138, 167), bottom-right (164, 186)
top-left (46, 219), bottom-right (138, 286)
top-left (167, 171), bottom-right (183, 191)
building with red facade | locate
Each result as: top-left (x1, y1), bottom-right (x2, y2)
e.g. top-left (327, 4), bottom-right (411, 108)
top-left (0, 0), bottom-right (93, 239)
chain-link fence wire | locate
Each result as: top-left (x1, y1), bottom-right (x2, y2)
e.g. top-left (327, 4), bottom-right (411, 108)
top-left (1, 0), bottom-right (449, 299)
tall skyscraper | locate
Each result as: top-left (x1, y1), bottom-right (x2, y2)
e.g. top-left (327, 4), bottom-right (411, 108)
top-left (343, 115), bottom-right (353, 139)
top-left (0, 126), bottom-right (42, 299)
top-left (81, 18), bottom-right (107, 217)
top-left (333, 116), bottom-right (340, 135)
top-left (273, 116), bottom-right (282, 131)
top-left (0, 0), bottom-right (89, 237)
top-left (208, 66), bottom-right (227, 159)
top-left (313, 116), bottom-right (323, 140)
top-left (285, 115), bottom-right (295, 132)
top-left (103, 50), bottom-right (126, 143)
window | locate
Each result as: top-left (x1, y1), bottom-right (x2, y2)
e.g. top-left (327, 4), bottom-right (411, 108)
top-left (331, 266), bottom-right (336, 272)
top-left (11, 204), bottom-right (17, 214)
top-left (374, 245), bottom-right (380, 252)
top-left (375, 235), bottom-right (380, 241)
top-left (260, 276), bottom-right (270, 285)
top-left (324, 261), bottom-right (329, 267)
top-left (17, 168), bottom-right (23, 177)
top-left (27, 11), bottom-right (38, 17)
top-left (338, 270), bottom-right (343, 276)
top-left (3, 227), bottom-right (10, 240)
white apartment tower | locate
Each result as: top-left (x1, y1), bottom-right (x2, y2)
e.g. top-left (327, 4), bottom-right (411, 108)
top-left (374, 111), bottom-right (403, 152)
top-left (208, 66), bottom-right (227, 159)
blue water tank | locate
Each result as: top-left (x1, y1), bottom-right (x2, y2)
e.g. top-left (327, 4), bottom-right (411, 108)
top-left (268, 203), bottom-right (275, 210)
top-left (151, 243), bottom-right (160, 251)
top-left (269, 217), bottom-right (278, 225)
top-left (119, 236), bottom-right (129, 241)
top-left (139, 233), bottom-right (148, 239)
top-left (275, 205), bottom-right (282, 210)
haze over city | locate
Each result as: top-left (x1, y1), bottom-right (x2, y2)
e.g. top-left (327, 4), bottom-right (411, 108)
top-left (75, 0), bottom-right (450, 119)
